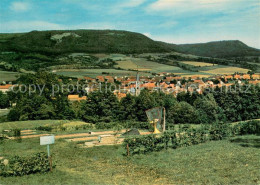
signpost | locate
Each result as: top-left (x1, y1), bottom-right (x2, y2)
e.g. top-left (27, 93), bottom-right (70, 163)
top-left (40, 135), bottom-right (55, 171)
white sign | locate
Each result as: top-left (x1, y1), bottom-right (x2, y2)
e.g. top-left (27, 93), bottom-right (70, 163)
top-left (40, 135), bottom-right (55, 145)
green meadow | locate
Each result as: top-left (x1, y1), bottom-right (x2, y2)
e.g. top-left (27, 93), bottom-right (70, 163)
top-left (0, 135), bottom-right (259, 184)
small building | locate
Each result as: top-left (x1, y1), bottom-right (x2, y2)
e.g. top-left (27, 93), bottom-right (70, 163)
top-left (242, 74), bottom-right (250, 80)
top-left (252, 74), bottom-right (259, 80)
top-left (0, 84), bottom-right (13, 93)
top-left (234, 74), bottom-right (241, 79)
top-left (68, 95), bottom-right (87, 102)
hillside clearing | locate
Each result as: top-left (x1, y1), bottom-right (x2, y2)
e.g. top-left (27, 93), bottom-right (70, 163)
top-left (53, 69), bottom-right (151, 78)
top-left (0, 70), bottom-right (20, 81)
top-left (200, 67), bottom-right (249, 74)
top-left (180, 61), bottom-right (215, 67)
top-left (116, 57), bottom-right (187, 73)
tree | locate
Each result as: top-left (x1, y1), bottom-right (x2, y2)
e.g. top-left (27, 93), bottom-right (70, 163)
top-left (0, 92), bottom-right (10, 109)
top-left (80, 91), bottom-right (119, 123)
top-left (168, 101), bottom-right (199, 124)
top-left (135, 89), bottom-right (157, 121)
top-left (193, 93), bottom-right (225, 123)
top-left (118, 94), bottom-right (138, 121)
top-left (7, 72), bottom-right (75, 121)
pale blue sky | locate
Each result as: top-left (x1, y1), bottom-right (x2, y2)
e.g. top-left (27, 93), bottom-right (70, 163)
top-left (0, 0), bottom-right (259, 48)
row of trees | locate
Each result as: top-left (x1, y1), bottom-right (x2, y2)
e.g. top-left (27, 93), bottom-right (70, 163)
top-left (4, 72), bottom-right (260, 125)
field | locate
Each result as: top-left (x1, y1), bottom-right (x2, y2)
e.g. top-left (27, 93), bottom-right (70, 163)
top-left (53, 69), bottom-right (151, 78)
top-left (115, 57), bottom-right (186, 73)
top-left (200, 66), bottom-right (249, 75)
top-left (0, 70), bottom-right (20, 81)
top-left (180, 61), bottom-right (215, 67)
top-left (0, 135), bottom-right (259, 184)
top-left (0, 52), bottom-right (254, 80)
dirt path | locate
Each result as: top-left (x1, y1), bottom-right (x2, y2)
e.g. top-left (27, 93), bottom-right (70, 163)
top-left (19, 130), bottom-right (128, 139)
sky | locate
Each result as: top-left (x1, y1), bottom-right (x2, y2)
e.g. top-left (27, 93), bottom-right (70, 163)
top-left (0, 0), bottom-right (260, 48)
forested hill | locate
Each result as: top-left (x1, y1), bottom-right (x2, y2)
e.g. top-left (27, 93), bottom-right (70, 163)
top-left (0, 30), bottom-right (259, 58)
top-left (0, 30), bottom-right (170, 54)
top-left (171, 40), bottom-right (260, 58)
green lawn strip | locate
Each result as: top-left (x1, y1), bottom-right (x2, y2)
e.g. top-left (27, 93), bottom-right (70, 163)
top-left (0, 135), bottom-right (259, 184)
top-left (0, 120), bottom-right (69, 130)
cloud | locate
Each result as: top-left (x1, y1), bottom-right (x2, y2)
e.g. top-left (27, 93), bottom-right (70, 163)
top-left (68, 22), bottom-right (116, 30)
top-left (10, 2), bottom-right (31, 12)
top-left (118, 0), bottom-right (146, 8)
top-left (143, 32), bottom-right (151, 37)
top-left (0, 21), bottom-right (64, 32)
top-left (146, 0), bottom-right (247, 15)
top-left (0, 21), bottom-right (116, 33)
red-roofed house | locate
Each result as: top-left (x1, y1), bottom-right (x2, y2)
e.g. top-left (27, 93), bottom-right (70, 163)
top-left (0, 84), bottom-right (13, 93)
top-left (234, 74), bottom-right (241, 79)
top-left (96, 76), bottom-right (105, 82)
top-left (242, 74), bottom-right (250, 80)
top-left (252, 74), bottom-right (259, 79)
top-left (68, 95), bottom-right (87, 101)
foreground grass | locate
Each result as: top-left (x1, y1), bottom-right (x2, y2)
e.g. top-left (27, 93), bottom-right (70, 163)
top-left (0, 135), bottom-right (259, 184)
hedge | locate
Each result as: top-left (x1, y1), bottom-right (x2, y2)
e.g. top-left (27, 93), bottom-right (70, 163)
top-left (0, 152), bottom-right (52, 177)
top-left (124, 120), bottom-right (260, 156)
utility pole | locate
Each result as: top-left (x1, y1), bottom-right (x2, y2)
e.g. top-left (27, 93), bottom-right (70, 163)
top-left (163, 107), bottom-right (166, 132)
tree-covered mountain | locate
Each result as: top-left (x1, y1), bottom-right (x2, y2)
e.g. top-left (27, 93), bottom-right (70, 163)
top-left (0, 30), bottom-right (259, 58)
top-left (0, 30), bottom-right (170, 54)
top-left (171, 40), bottom-right (260, 58)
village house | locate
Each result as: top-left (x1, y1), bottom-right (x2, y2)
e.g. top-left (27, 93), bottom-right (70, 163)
top-left (68, 95), bottom-right (87, 102)
top-left (96, 76), bottom-right (105, 82)
top-left (84, 76), bottom-right (95, 83)
top-left (0, 84), bottom-right (13, 94)
top-left (242, 74), bottom-right (250, 80)
top-left (234, 74), bottom-right (241, 79)
top-left (252, 74), bottom-right (259, 79)
top-left (224, 75), bottom-right (233, 81)
top-left (105, 76), bottom-right (114, 83)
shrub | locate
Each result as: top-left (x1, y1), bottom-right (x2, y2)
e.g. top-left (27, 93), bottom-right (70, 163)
top-left (0, 152), bottom-right (52, 177)
top-left (95, 121), bottom-right (153, 130)
top-left (35, 126), bottom-right (52, 132)
top-left (233, 120), bottom-right (260, 135)
top-left (13, 129), bottom-right (21, 137)
top-left (95, 122), bottom-right (118, 129)
top-left (2, 129), bottom-right (21, 137)
top-left (208, 122), bottom-right (231, 140)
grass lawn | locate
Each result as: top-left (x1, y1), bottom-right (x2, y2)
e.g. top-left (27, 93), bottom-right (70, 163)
top-left (0, 109), bottom-right (9, 117)
top-left (0, 120), bottom-right (69, 130)
top-left (0, 135), bottom-right (259, 184)
top-left (0, 70), bottom-right (20, 81)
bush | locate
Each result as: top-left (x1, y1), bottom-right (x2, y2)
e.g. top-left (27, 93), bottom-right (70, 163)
top-left (2, 129), bottom-right (21, 137)
top-left (124, 129), bottom-right (208, 156)
top-left (35, 126), bottom-right (52, 132)
top-left (208, 122), bottom-right (231, 140)
top-left (122, 121), bottom-right (153, 130)
top-left (124, 121), bottom-right (260, 156)
top-left (0, 152), bottom-right (52, 177)
top-left (233, 120), bottom-right (260, 135)
top-left (95, 121), bottom-right (153, 130)
top-left (95, 122), bottom-right (118, 129)
top-left (13, 129), bottom-right (21, 137)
